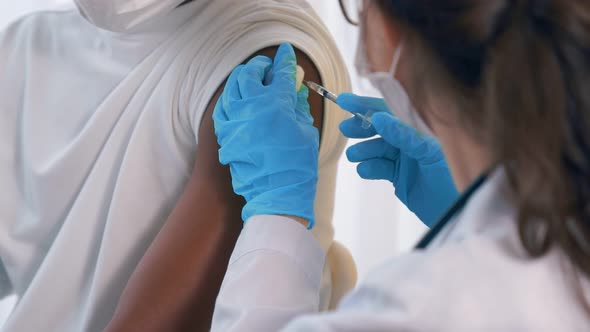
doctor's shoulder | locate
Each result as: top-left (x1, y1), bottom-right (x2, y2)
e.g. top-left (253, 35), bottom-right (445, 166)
top-left (335, 232), bottom-right (586, 331)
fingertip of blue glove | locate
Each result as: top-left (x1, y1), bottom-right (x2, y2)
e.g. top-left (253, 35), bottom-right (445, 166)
top-left (269, 43), bottom-right (297, 93)
top-left (277, 42), bottom-right (296, 60)
top-left (248, 55), bottom-right (273, 66)
top-left (274, 43), bottom-right (297, 71)
top-left (338, 119), bottom-right (348, 134)
top-left (338, 118), bottom-right (357, 138)
top-left (356, 162), bottom-right (372, 179)
top-left (336, 92), bottom-right (356, 107)
top-left (345, 145), bottom-right (360, 162)
top-left (371, 112), bottom-right (397, 135)
top-left (242, 56), bottom-right (273, 82)
top-left (372, 112), bottom-right (412, 148)
top-left (339, 117), bottom-right (378, 139)
top-left (337, 93), bottom-right (390, 114)
top-left (370, 111), bottom-right (390, 124)
top-left (337, 92), bottom-right (363, 115)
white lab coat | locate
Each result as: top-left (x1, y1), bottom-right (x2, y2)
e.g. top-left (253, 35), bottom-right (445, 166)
top-left (212, 169), bottom-right (590, 331)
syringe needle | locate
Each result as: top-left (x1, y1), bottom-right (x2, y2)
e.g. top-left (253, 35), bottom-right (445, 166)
top-left (303, 80), bottom-right (338, 103)
top-left (304, 80), bottom-right (373, 128)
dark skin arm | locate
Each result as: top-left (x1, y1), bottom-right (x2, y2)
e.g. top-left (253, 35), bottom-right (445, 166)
top-left (103, 46), bottom-right (324, 332)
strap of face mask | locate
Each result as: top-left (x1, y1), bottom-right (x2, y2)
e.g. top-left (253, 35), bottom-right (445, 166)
top-left (388, 41), bottom-right (404, 76)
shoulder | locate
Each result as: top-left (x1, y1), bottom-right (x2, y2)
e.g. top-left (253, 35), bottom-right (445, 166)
top-left (182, 0), bottom-right (350, 150)
top-left (1, 8), bottom-right (79, 38)
top-left (192, 0), bottom-right (347, 82)
top-left (0, 9), bottom-right (85, 56)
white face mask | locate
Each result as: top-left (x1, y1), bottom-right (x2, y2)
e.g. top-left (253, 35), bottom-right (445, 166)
top-left (74, 0), bottom-right (187, 33)
top-left (355, 34), bottom-right (434, 137)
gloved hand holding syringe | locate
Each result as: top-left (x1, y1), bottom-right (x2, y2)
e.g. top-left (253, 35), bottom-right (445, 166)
top-left (303, 79), bottom-right (457, 227)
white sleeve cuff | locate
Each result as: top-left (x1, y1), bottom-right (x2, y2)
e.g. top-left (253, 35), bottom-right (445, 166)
top-left (232, 215), bottom-right (326, 289)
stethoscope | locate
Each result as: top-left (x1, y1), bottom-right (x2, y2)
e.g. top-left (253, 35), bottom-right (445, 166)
top-left (415, 171), bottom-right (490, 249)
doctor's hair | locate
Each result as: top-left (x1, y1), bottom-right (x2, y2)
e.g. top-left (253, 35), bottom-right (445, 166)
top-left (378, 0), bottom-right (590, 302)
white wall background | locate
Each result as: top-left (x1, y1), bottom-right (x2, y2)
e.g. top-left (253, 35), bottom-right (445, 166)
top-left (0, 0), bottom-right (427, 324)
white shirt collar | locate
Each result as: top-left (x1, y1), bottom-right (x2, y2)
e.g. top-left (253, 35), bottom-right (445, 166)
top-left (432, 167), bottom-right (517, 247)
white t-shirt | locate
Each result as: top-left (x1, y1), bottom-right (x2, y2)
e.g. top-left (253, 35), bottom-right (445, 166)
top-left (0, 1), bottom-right (351, 331)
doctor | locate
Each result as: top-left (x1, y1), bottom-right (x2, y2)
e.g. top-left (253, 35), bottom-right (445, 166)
top-left (211, 0), bottom-right (590, 330)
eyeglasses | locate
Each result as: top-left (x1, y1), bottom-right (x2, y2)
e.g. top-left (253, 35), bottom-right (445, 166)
top-left (339, 0), bottom-right (363, 26)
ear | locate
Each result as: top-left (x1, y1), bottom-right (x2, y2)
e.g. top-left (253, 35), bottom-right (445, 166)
top-left (377, 7), bottom-right (403, 52)
top-left (363, 2), bottom-right (403, 71)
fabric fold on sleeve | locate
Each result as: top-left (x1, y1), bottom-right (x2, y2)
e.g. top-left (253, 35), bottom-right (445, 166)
top-left (212, 215), bottom-right (326, 332)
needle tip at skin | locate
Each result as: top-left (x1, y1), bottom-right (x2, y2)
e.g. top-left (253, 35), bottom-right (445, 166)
top-left (303, 80), bottom-right (315, 89)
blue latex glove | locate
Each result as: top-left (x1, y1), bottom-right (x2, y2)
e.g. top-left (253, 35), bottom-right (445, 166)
top-left (338, 93), bottom-right (458, 227)
top-left (213, 43), bottom-right (319, 227)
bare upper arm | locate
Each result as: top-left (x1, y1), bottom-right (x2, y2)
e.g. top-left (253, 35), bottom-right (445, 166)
top-left (104, 46), bottom-right (325, 332)
top-left (194, 45), bottom-right (324, 228)
top-left (189, 44), bottom-right (324, 319)
top-left (193, 45), bottom-right (324, 225)
top-left (198, 46), bottom-right (324, 163)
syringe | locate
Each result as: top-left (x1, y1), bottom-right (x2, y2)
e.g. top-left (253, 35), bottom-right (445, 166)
top-left (303, 80), bottom-right (374, 129)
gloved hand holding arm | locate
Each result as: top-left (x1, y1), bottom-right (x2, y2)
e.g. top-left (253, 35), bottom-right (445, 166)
top-left (338, 93), bottom-right (458, 227)
top-left (214, 45), bottom-right (319, 227)
top-left (211, 43), bottom-right (325, 331)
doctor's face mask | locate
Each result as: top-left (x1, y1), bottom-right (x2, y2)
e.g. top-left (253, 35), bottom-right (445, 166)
top-left (74, 0), bottom-right (188, 33)
top-left (354, 1), bottom-right (434, 137)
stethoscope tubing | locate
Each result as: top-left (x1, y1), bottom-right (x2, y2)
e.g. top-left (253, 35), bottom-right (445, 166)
top-left (415, 172), bottom-right (490, 249)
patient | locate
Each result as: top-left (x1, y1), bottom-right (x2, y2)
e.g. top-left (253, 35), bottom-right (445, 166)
top-left (0, 0), bottom-right (353, 331)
